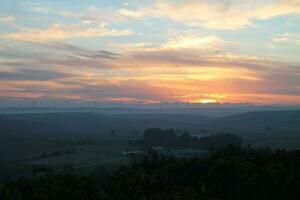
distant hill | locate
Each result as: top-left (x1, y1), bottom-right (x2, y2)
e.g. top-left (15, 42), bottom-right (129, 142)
top-left (0, 111), bottom-right (300, 135)
top-left (217, 111), bottom-right (300, 128)
top-left (0, 118), bottom-right (45, 135)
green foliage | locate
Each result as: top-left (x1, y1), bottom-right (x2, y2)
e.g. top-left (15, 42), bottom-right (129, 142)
top-left (1, 146), bottom-right (300, 200)
top-left (0, 170), bottom-right (106, 200)
top-left (0, 165), bottom-right (11, 185)
top-left (63, 163), bottom-right (75, 176)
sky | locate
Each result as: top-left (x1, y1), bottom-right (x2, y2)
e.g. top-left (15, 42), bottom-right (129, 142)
top-left (0, 0), bottom-right (300, 105)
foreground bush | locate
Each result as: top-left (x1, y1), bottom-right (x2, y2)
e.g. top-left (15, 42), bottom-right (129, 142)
top-left (1, 146), bottom-right (300, 200)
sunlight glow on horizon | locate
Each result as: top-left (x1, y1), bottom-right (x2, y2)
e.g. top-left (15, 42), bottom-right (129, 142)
top-left (198, 99), bottom-right (218, 104)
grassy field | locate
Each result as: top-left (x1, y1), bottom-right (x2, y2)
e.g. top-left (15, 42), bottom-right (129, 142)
top-left (0, 131), bottom-right (143, 183)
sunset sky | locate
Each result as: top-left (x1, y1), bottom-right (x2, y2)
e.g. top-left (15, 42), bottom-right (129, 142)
top-left (1, 0), bottom-right (300, 105)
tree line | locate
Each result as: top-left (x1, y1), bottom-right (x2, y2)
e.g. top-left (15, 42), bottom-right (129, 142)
top-left (1, 145), bottom-right (300, 200)
top-left (144, 128), bottom-right (242, 149)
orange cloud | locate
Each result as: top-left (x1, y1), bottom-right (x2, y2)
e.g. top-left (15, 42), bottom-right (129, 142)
top-left (1, 30), bottom-right (300, 104)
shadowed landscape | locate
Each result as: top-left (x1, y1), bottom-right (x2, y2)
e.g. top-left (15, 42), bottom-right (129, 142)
top-left (1, 109), bottom-right (300, 186)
